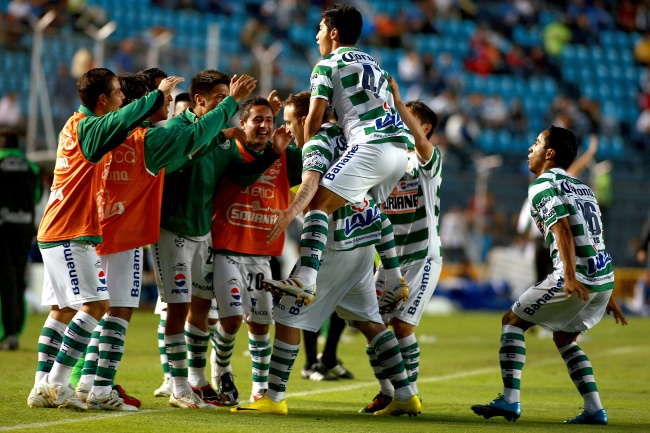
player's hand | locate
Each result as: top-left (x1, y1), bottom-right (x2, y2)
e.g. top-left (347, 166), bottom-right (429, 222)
top-left (267, 208), bottom-right (291, 244)
top-left (268, 89), bottom-right (283, 116)
top-left (563, 278), bottom-right (590, 302)
top-left (387, 76), bottom-right (402, 103)
top-left (271, 125), bottom-right (292, 154)
top-left (157, 76), bottom-right (185, 97)
top-left (221, 127), bottom-right (246, 143)
top-left (229, 74), bottom-right (257, 102)
top-left (605, 296), bottom-right (628, 326)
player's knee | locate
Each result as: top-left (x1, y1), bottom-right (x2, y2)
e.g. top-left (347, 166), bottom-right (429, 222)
top-left (220, 316), bottom-right (242, 335)
top-left (390, 318), bottom-right (413, 338)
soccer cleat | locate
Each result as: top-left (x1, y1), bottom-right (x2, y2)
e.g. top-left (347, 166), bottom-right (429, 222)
top-left (192, 384), bottom-right (225, 406)
top-left (0, 335), bottom-right (19, 350)
top-left (113, 384), bottom-right (141, 408)
top-left (215, 372), bottom-right (239, 406)
top-left (373, 394), bottom-right (422, 417)
top-left (377, 278), bottom-right (409, 315)
top-left (28, 387), bottom-right (50, 408)
top-left (36, 377), bottom-right (87, 411)
top-left (231, 394), bottom-right (288, 415)
top-left (86, 389), bottom-right (138, 412)
top-left (301, 362), bottom-right (338, 381)
top-left (75, 383), bottom-right (91, 403)
top-left (471, 394), bottom-right (521, 421)
top-left (154, 377), bottom-right (173, 397)
top-left (564, 409), bottom-right (608, 425)
top-left (359, 392), bottom-right (393, 413)
top-left (262, 276), bottom-right (317, 305)
top-left (169, 391), bottom-right (217, 410)
top-left (321, 357), bottom-right (354, 379)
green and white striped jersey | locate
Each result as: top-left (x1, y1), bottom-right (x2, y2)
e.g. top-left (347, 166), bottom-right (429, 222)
top-left (310, 47), bottom-right (412, 148)
top-left (302, 122), bottom-right (382, 251)
top-left (528, 168), bottom-right (613, 291)
top-left (382, 148), bottom-right (443, 264)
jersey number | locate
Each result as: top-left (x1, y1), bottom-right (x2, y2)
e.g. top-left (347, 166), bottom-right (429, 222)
top-left (246, 272), bottom-right (265, 291)
top-left (576, 201), bottom-right (602, 236)
top-left (361, 64), bottom-right (386, 98)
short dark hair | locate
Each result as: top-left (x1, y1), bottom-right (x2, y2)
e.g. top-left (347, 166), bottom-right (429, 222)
top-left (118, 73), bottom-right (149, 106)
top-left (284, 91), bottom-right (311, 118)
top-left (175, 92), bottom-right (191, 105)
top-left (77, 68), bottom-right (117, 110)
top-left (406, 100), bottom-right (439, 139)
top-left (240, 96), bottom-right (273, 122)
top-left (322, 3), bottom-right (362, 46)
top-left (543, 125), bottom-right (578, 169)
top-left (0, 128), bottom-right (19, 149)
top-left (138, 67), bottom-right (168, 91)
top-left (189, 70), bottom-right (230, 105)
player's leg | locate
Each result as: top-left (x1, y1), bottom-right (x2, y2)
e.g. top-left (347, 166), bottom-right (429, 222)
top-left (153, 307), bottom-right (173, 397)
top-left (35, 242), bottom-right (109, 410)
top-left (319, 312), bottom-right (354, 379)
top-left (557, 290), bottom-right (611, 425)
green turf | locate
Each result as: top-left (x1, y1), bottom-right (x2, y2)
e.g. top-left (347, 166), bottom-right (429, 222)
top-left (1, 310), bottom-right (648, 432)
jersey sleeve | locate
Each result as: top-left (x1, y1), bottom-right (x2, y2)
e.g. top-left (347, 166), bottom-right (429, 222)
top-left (310, 59), bottom-right (333, 102)
top-left (79, 90), bottom-right (164, 163)
top-left (417, 146), bottom-right (442, 179)
top-left (301, 136), bottom-right (333, 175)
top-left (528, 176), bottom-right (571, 233)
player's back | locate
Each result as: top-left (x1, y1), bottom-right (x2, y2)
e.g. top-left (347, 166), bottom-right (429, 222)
top-left (311, 47), bottom-right (411, 148)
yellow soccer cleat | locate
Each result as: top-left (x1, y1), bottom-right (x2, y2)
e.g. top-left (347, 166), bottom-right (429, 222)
top-left (373, 395), bottom-right (421, 417)
top-left (230, 395), bottom-right (288, 415)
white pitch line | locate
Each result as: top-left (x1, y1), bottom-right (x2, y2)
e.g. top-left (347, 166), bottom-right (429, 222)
top-left (2, 345), bottom-right (643, 431)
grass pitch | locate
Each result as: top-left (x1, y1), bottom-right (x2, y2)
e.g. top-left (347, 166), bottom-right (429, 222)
top-left (1, 309), bottom-right (648, 432)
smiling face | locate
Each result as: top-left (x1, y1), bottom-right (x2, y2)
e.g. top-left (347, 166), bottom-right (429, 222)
top-left (241, 104), bottom-right (275, 151)
top-left (527, 129), bottom-right (552, 176)
top-left (103, 77), bottom-right (125, 114)
top-left (316, 19), bottom-right (334, 58)
top-left (283, 104), bottom-right (305, 147)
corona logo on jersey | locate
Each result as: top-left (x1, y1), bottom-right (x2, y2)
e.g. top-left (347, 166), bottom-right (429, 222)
top-left (226, 202), bottom-right (276, 230)
top-left (230, 288), bottom-right (242, 307)
top-left (112, 144), bottom-right (136, 164)
top-left (344, 200), bottom-right (381, 237)
top-left (106, 170), bottom-right (130, 182)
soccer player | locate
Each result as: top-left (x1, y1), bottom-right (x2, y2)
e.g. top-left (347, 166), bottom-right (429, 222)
top-left (209, 96), bottom-right (301, 405)
top-left (173, 92), bottom-right (191, 117)
top-left (232, 91), bottom-right (421, 416)
top-left (27, 68), bottom-right (174, 409)
top-left (471, 126), bottom-right (628, 424)
top-left (361, 77), bottom-right (443, 413)
top-left (262, 4), bottom-right (410, 308)
top-left (153, 70), bottom-right (286, 409)
top-left (71, 72), bottom-right (255, 412)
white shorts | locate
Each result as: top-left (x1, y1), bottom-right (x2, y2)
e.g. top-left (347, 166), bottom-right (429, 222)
top-left (320, 143), bottom-right (408, 204)
top-left (275, 246), bottom-right (383, 332)
top-left (376, 256), bottom-right (442, 326)
top-left (152, 228), bottom-right (214, 304)
top-left (512, 275), bottom-right (612, 332)
top-left (40, 241), bottom-right (109, 308)
top-left (100, 248), bottom-right (144, 308)
top-left (213, 254), bottom-right (274, 325)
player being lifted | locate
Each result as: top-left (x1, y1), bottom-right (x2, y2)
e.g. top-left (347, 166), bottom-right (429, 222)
top-left (262, 4), bottom-right (410, 310)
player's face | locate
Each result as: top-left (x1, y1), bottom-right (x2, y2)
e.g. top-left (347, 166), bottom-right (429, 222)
top-left (241, 105), bottom-right (275, 151)
top-left (283, 105), bottom-right (305, 147)
top-left (203, 84), bottom-right (230, 113)
top-left (104, 77), bottom-right (125, 113)
top-left (528, 130), bottom-right (550, 176)
top-left (316, 20), bottom-right (333, 57)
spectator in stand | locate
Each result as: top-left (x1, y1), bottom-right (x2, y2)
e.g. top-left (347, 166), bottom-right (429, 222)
top-left (0, 92), bottom-right (24, 132)
top-left (634, 32), bottom-right (650, 66)
top-left (571, 13), bottom-right (598, 46)
top-left (406, 0), bottom-right (437, 34)
top-left (480, 95), bottom-right (508, 130)
top-left (398, 50), bottom-right (424, 89)
top-left (507, 98), bottom-right (528, 138)
top-left (113, 39), bottom-right (136, 74)
top-left (615, 0), bottom-right (638, 32)
top-left (637, 0), bottom-right (650, 33)
top-left (543, 16), bottom-right (572, 58)
top-left (504, 43), bottom-right (532, 77)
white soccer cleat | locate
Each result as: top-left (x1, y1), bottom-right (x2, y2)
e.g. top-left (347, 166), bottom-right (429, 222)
top-left (36, 376), bottom-right (87, 411)
top-left (154, 376), bottom-right (173, 397)
top-left (377, 277), bottom-right (409, 314)
top-left (75, 383), bottom-right (91, 403)
top-left (169, 391), bottom-right (217, 410)
top-left (27, 387), bottom-right (50, 408)
top-left (86, 389), bottom-right (138, 412)
top-left (262, 276), bottom-right (317, 305)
